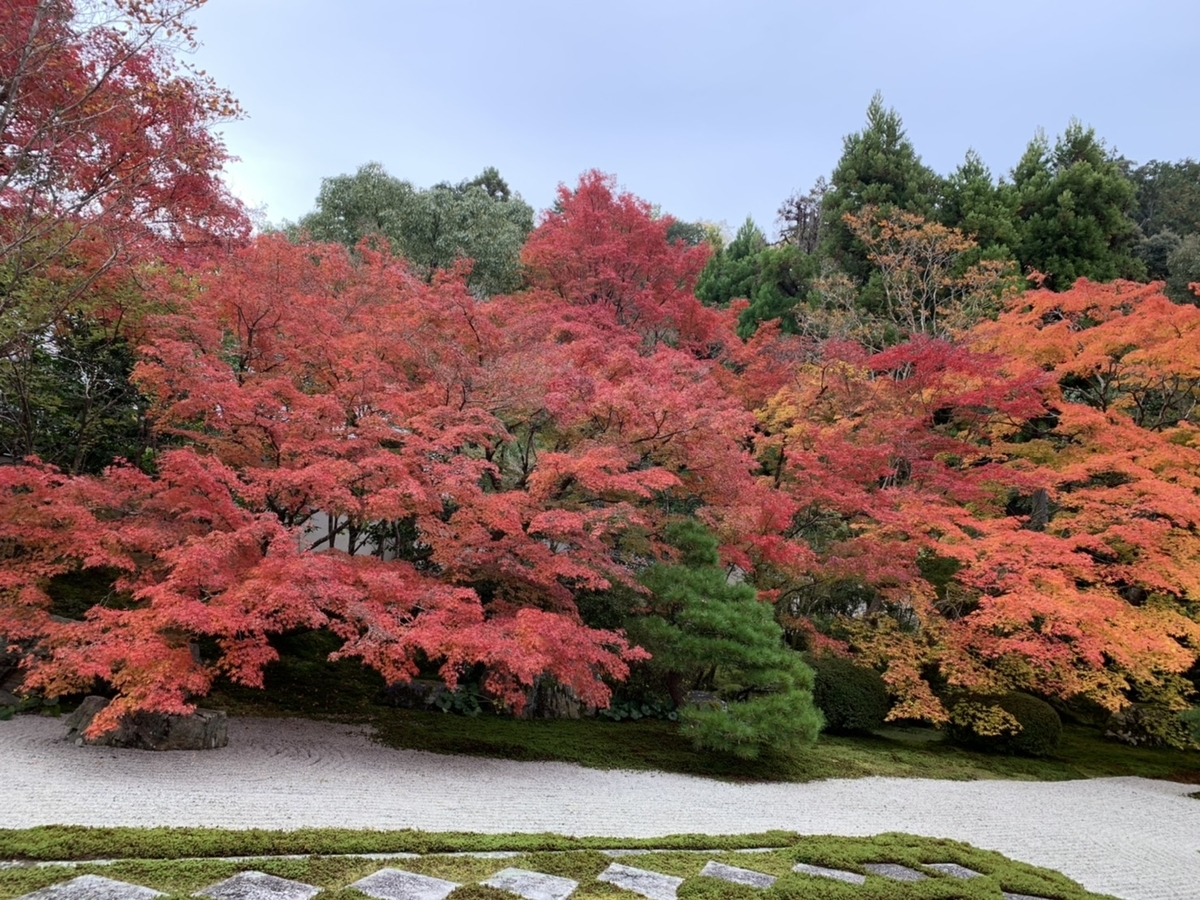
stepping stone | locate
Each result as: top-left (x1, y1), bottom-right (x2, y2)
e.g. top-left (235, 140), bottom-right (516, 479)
top-left (481, 867), bottom-right (578, 900)
top-left (699, 860), bottom-right (776, 889)
top-left (790, 862), bottom-right (866, 885)
top-left (1002, 894), bottom-right (1054, 900)
top-left (17, 875), bottom-right (164, 900)
top-left (194, 871), bottom-right (320, 900)
top-left (863, 862), bottom-right (927, 882)
top-left (597, 862), bottom-right (684, 900)
top-left (349, 868), bottom-right (460, 900)
top-left (926, 862), bottom-right (984, 878)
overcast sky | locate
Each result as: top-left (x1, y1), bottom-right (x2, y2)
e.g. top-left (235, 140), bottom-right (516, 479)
top-left (191, 0), bottom-right (1198, 238)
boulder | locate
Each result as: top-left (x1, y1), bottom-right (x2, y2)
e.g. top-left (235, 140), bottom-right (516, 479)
top-left (523, 676), bottom-right (590, 719)
top-left (65, 695), bottom-right (228, 750)
top-left (381, 678), bottom-right (448, 709)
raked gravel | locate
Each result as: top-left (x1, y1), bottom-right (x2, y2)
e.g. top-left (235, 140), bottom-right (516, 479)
top-left (2, 716), bottom-right (1198, 900)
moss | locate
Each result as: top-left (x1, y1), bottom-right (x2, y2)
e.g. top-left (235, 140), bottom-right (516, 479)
top-left (0, 833), bottom-right (1118, 900)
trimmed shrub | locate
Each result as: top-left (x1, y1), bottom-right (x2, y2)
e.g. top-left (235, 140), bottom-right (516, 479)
top-left (808, 654), bottom-right (890, 734)
top-left (947, 692), bottom-right (1062, 756)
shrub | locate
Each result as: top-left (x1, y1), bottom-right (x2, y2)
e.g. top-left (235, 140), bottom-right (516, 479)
top-left (808, 654), bottom-right (890, 734)
top-left (1106, 704), bottom-right (1198, 749)
top-left (947, 692), bottom-right (1062, 756)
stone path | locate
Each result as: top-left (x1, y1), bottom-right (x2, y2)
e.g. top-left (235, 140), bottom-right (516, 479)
top-left (2, 715), bottom-right (1198, 899)
top-left (11, 855), bottom-right (1066, 900)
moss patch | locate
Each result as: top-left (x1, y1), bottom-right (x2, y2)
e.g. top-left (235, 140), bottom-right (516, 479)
top-left (0, 832), bottom-right (1119, 900)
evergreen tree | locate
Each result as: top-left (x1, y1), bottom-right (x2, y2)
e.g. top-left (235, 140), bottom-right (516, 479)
top-left (626, 521), bottom-right (823, 759)
top-left (820, 93), bottom-right (942, 286)
top-left (694, 219), bottom-right (817, 337)
top-left (940, 149), bottom-right (1019, 262)
top-left (1007, 123), bottom-right (1143, 288)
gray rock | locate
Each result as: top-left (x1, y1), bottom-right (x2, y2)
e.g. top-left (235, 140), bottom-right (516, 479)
top-left (0, 688), bottom-right (18, 708)
top-left (382, 679), bottom-right (448, 710)
top-left (349, 868), bottom-right (459, 900)
top-left (926, 862), bottom-right (983, 878)
top-left (64, 696), bottom-right (227, 751)
top-left (16, 874), bottom-right (164, 899)
top-left (481, 867), bottom-right (578, 900)
top-left (863, 862), bottom-right (927, 881)
top-left (790, 862), bottom-right (866, 885)
top-left (194, 871), bottom-right (319, 900)
top-left (597, 862), bottom-right (683, 900)
top-left (522, 677), bottom-right (589, 720)
top-left (698, 860), bottom-right (776, 888)
top-left (1002, 894), bottom-right (1054, 900)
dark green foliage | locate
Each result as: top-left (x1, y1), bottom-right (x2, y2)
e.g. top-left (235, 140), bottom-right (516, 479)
top-left (0, 316), bottom-right (150, 474)
top-left (1129, 157), bottom-right (1200, 238)
top-left (820, 93), bottom-right (941, 286)
top-left (297, 162), bottom-right (533, 296)
top-left (626, 520), bottom-right (822, 759)
top-left (948, 693), bottom-right (1063, 757)
top-left (1134, 229), bottom-right (1181, 281)
top-left (1007, 122), bottom-right (1143, 288)
top-left (1166, 233), bottom-right (1200, 304)
top-left (808, 655), bottom-right (890, 734)
top-left (1105, 702), bottom-right (1198, 750)
top-left (1183, 707), bottom-right (1200, 743)
top-left (939, 149), bottom-right (1019, 263)
top-left (694, 218), bottom-right (817, 336)
top-left (695, 217), bottom-right (767, 307)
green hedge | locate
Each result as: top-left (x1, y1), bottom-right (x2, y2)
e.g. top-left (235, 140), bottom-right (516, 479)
top-left (947, 692), bottom-right (1062, 756)
top-left (808, 654), bottom-right (890, 734)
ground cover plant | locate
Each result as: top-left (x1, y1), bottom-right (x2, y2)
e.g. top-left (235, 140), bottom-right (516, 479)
top-left (0, 829), bottom-right (1120, 900)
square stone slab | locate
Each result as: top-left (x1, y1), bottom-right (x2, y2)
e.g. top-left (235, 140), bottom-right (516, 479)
top-left (481, 867), bottom-right (578, 900)
top-left (194, 871), bottom-right (320, 900)
top-left (597, 862), bottom-right (684, 900)
top-left (863, 862), bottom-right (927, 881)
top-left (790, 862), bottom-right (866, 885)
top-left (17, 874), bottom-right (164, 900)
top-left (698, 861), bottom-right (776, 889)
top-left (349, 868), bottom-right (460, 900)
top-left (926, 862), bottom-right (984, 878)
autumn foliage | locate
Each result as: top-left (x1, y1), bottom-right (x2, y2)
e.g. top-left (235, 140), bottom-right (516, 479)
top-left (2, 153), bottom-right (1198, 738)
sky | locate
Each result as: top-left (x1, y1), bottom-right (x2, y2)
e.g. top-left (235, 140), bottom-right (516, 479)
top-left (190, 0), bottom-right (1199, 239)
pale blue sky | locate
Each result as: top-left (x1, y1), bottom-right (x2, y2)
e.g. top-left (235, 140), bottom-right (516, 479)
top-left (191, 0), bottom-right (1197, 237)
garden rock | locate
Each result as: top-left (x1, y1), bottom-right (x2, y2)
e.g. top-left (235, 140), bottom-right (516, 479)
top-left (597, 863), bottom-right (683, 900)
top-left (863, 862), bottom-right (927, 881)
top-left (382, 679), bottom-right (447, 710)
top-left (64, 695), bottom-right (227, 751)
top-left (522, 677), bottom-right (588, 720)
top-left (926, 862), bottom-right (983, 878)
top-left (348, 868), bottom-right (460, 900)
top-left (194, 871), bottom-right (319, 900)
top-left (0, 688), bottom-right (18, 708)
top-left (481, 867), bottom-right (578, 900)
top-left (698, 860), bottom-right (776, 888)
top-left (791, 862), bottom-right (866, 884)
top-left (16, 874), bottom-right (164, 899)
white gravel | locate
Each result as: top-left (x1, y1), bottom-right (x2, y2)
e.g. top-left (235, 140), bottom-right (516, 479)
top-left (3, 716), bottom-right (1198, 900)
